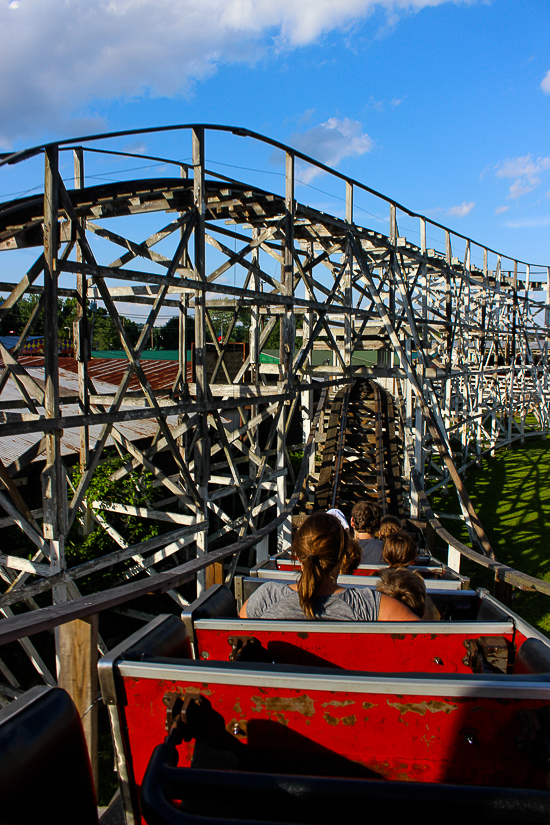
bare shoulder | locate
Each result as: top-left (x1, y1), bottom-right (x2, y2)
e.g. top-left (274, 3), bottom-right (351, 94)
top-left (378, 593), bottom-right (420, 621)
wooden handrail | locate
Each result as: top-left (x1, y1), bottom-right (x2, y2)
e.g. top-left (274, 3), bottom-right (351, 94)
top-left (411, 469), bottom-right (550, 597)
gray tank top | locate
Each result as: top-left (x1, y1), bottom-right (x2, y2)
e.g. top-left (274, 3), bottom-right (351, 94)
top-left (245, 581), bottom-right (380, 621)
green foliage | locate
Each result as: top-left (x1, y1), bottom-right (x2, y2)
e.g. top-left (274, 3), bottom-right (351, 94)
top-left (91, 308), bottom-right (143, 351)
top-left (262, 316), bottom-right (304, 350)
top-left (67, 455), bottom-right (160, 567)
top-left (157, 315), bottom-right (195, 350)
top-left (288, 450), bottom-right (304, 476)
top-left (0, 295), bottom-right (79, 337)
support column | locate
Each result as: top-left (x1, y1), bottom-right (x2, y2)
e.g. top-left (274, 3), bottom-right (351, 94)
top-left (403, 339), bottom-right (413, 515)
top-left (58, 616), bottom-right (98, 790)
top-left (178, 162), bottom-right (192, 527)
top-left (73, 149), bottom-right (89, 478)
top-left (276, 388), bottom-right (290, 551)
top-left (192, 128), bottom-right (210, 594)
top-left (344, 182), bottom-right (353, 371)
top-left (277, 152), bottom-right (295, 551)
top-left (43, 145), bottom-right (67, 611)
top-left (249, 230), bottom-right (263, 555)
top-left (412, 402), bottom-right (423, 520)
top-left (301, 243), bottom-right (315, 511)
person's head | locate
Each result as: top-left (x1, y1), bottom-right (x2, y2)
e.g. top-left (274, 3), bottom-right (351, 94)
top-left (351, 501), bottom-right (380, 535)
top-left (292, 512), bottom-right (349, 619)
top-left (376, 567), bottom-right (426, 618)
top-left (379, 515), bottom-right (401, 541)
top-left (382, 530), bottom-right (417, 568)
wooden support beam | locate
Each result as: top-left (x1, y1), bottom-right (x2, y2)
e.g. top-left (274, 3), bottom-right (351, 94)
top-left (57, 616), bottom-right (98, 790)
top-left (193, 127), bottom-right (210, 594)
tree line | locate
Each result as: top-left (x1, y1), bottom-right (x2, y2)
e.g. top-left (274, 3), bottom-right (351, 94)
top-left (0, 297), bottom-right (295, 352)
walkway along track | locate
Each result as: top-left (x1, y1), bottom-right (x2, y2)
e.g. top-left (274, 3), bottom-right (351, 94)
top-left (314, 379), bottom-right (404, 519)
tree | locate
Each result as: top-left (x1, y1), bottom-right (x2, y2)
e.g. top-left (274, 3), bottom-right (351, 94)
top-left (205, 308), bottom-right (251, 343)
top-left (157, 315), bottom-right (195, 350)
top-left (0, 295), bottom-right (80, 338)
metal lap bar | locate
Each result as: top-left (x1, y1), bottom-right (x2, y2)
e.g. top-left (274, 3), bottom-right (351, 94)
top-left (141, 747), bottom-right (550, 825)
top-left (255, 569), bottom-right (466, 590)
top-left (118, 659), bottom-right (550, 699)
top-left (193, 618), bottom-right (515, 636)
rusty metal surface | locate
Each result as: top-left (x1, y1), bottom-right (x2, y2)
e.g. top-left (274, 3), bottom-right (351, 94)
top-left (0, 356), bottom-right (179, 394)
top-left (0, 356), bottom-right (179, 465)
top-left (119, 665), bottom-right (550, 791)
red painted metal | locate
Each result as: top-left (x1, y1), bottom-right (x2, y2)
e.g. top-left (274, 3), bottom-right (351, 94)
top-left (277, 560), bottom-right (392, 577)
top-left (194, 626), bottom-right (520, 674)
top-left (100, 608), bottom-right (546, 825)
top-left (275, 559), bottom-right (458, 580)
top-left (119, 667), bottom-right (549, 799)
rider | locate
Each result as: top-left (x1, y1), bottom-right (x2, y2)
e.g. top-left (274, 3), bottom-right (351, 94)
top-left (240, 512), bottom-right (419, 621)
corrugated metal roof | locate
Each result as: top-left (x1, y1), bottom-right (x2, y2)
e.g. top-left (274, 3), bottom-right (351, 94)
top-left (50, 356), bottom-right (179, 393)
top-left (0, 356), bottom-right (181, 467)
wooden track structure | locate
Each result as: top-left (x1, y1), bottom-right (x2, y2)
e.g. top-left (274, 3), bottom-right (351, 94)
top-left (1, 124), bottom-right (550, 743)
top-left (313, 380), bottom-right (404, 518)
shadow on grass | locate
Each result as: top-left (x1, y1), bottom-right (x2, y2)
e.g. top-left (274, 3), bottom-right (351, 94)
top-left (431, 438), bottom-right (550, 636)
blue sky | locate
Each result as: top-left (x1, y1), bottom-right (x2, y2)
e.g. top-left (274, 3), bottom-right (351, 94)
top-left (1, 0), bottom-right (549, 283)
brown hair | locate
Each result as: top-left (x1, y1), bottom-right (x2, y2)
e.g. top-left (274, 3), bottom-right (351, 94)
top-left (292, 512), bottom-right (348, 619)
top-left (379, 515), bottom-right (401, 541)
top-left (376, 568), bottom-right (426, 618)
top-left (382, 531), bottom-right (417, 568)
top-left (339, 537), bottom-right (362, 575)
top-left (351, 500), bottom-right (380, 534)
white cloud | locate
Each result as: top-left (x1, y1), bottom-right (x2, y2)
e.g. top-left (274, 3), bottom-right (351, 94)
top-left (0, 0), bottom-right (471, 146)
top-left (447, 201), bottom-right (474, 217)
top-left (367, 95), bottom-right (404, 111)
top-left (541, 69), bottom-right (550, 94)
top-left (495, 205), bottom-right (509, 214)
top-left (492, 154), bottom-right (550, 200)
top-left (290, 118), bottom-right (373, 182)
top-left (495, 155), bottom-right (550, 181)
top-left (508, 179), bottom-right (537, 200)
top-left (505, 216), bottom-right (550, 229)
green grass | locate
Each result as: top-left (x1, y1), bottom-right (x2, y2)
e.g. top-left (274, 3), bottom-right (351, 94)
top-left (431, 437), bottom-right (550, 636)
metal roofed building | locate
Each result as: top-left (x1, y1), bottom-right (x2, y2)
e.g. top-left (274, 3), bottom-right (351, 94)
top-left (0, 355), bottom-right (181, 470)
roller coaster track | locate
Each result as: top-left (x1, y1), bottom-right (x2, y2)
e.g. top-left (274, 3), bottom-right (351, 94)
top-left (1, 123), bottom-right (550, 699)
top-left (314, 380), bottom-right (403, 519)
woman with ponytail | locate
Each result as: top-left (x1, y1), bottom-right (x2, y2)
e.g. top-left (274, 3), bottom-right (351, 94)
top-left (240, 512), bottom-right (418, 621)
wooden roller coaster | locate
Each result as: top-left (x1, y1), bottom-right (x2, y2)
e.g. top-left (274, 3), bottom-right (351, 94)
top-left (1, 126), bottom-right (550, 821)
